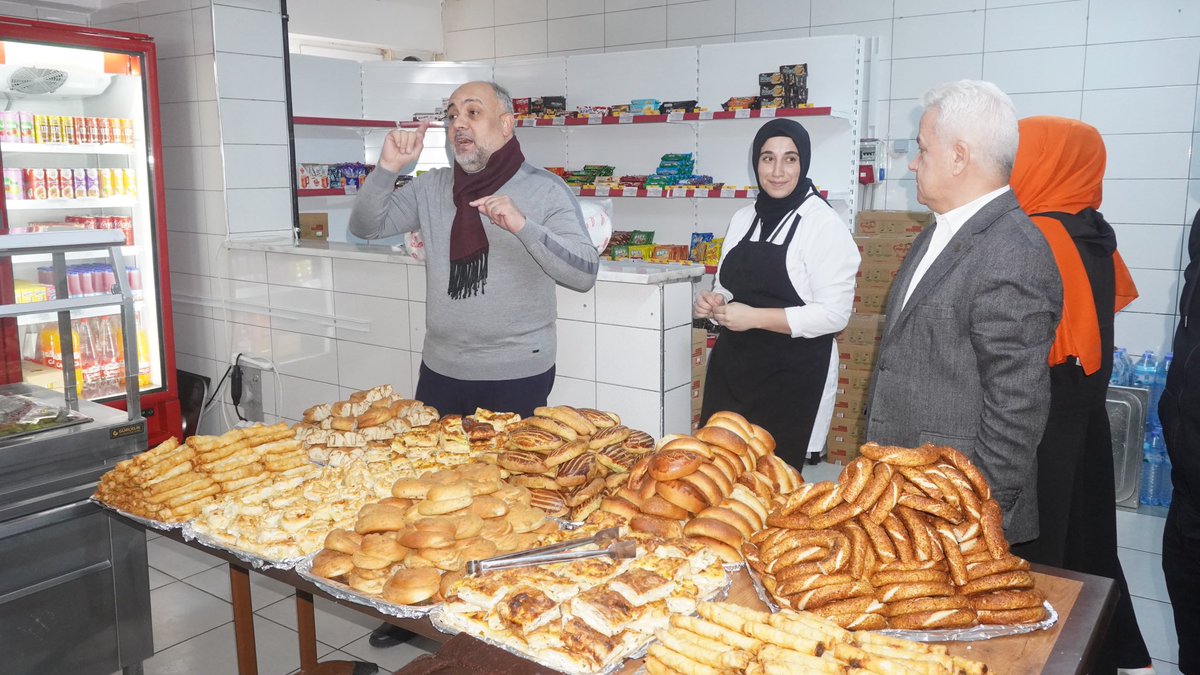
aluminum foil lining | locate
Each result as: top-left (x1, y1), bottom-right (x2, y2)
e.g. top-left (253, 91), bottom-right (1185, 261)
top-left (744, 565), bottom-right (1058, 642)
top-left (91, 497), bottom-right (185, 531)
top-left (180, 523), bottom-right (308, 571)
top-left (428, 566), bottom-right (732, 675)
top-left (294, 554), bottom-right (438, 620)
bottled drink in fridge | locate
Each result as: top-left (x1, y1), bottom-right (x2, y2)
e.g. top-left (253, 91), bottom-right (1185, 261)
top-left (94, 316), bottom-right (123, 396)
top-left (76, 318), bottom-right (103, 398)
top-left (1140, 429), bottom-right (1166, 506)
top-left (135, 309), bottom-right (152, 388)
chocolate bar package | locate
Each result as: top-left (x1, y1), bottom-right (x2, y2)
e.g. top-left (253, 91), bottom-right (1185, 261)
top-left (758, 71), bottom-right (783, 86)
top-left (542, 95), bottom-right (567, 113)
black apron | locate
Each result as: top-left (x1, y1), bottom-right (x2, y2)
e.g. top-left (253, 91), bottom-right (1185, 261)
top-left (701, 211), bottom-right (835, 467)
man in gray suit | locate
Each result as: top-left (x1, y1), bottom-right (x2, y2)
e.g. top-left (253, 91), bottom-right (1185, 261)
top-left (865, 80), bottom-right (1062, 545)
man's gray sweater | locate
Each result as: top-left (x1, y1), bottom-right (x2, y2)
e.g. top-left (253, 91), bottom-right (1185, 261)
top-left (349, 163), bottom-right (599, 381)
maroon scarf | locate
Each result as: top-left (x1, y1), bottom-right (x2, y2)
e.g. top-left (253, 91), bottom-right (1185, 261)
top-left (449, 135), bottom-right (525, 298)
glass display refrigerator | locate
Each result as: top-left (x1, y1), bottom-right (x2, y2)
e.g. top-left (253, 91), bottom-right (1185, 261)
top-left (0, 16), bottom-right (179, 447)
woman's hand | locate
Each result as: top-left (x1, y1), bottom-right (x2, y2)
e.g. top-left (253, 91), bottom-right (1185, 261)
top-left (693, 291), bottom-right (726, 319)
top-left (711, 302), bottom-right (759, 331)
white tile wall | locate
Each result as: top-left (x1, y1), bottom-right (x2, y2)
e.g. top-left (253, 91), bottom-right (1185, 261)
top-left (214, 53), bottom-right (287, 100)
top-left (549, 375), bottom-right (597, 408)
top-left (1082, 86), bottom-right (1198, 135)
top-left (982, 47), bottom-right (1085, 94)
top-left (890, 54), bottom-right (983, 100)
top-left (548, 0), bottom-right (598, 20)
top-left (734, 0), bottom-right (808, 33)
top-left (892, 11), bottom-right (983, 59)
top-left (605, 8), bottom-right (667, 46)
top-left (984, 0), bottom-right (1087, 52)
top-left (224, 188), bottom-right (292, 235)
top-left (1083, 38), bottom-right (1200, 90)
top-left (336, 342), bottom-right (413, 394)
top-left (268, 286), bottom-right (336, 337)
top-left (333, 293), bottom-right (410, 350)
top-left (495, 22), bottom-right (549, 58)
top-left (333, 258), bottom-right (408, 299)
top-left (548, 15), bottom-right (605, 52)
top-left (212, 4), bottom-right (283, 57)
top-left (665, 0), bottom-right (735, 40)
top-left (556, 319), bottom-right (597, 380)
top-left (266, 253), bottom-right (333, 289)
top-left (595, 282), bottom-right (661, 329)
top-left (1087, 0), bottom-right (1200, 44)
top-left (595, 324), bottom-right (661, 389)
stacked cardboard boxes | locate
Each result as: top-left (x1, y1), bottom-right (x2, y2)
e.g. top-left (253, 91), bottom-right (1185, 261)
top-left (827, 210), bottom-right (934, 463)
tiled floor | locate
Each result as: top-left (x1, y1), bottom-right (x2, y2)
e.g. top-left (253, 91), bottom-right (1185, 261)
top-left (117, 461), bottom-right (1183, 674)
top-left (116, 533), bottom-right (435, 675)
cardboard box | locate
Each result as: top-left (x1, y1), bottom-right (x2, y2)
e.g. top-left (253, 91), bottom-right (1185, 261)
top-left (856, 210), bottom-right (933, 236)
top-left (833, 389), bottom-right (869, 419)
top-left (857, 259), bottom-right (902, 288)
top-left (838, 340), bottom-right (879, 373)
top-left (828, 412), bottom-right (867, 438)
top-left (836, 368), bottom-right (873, 395)
top-left (826, 434), bottom-right (863, 464)
top-left (853, 286), bottom-right (890, 315)
top-left (839, 314), bottom-right (885, 347)
top-left (298, 212), bottom-right (328, 241)
top-left (854, 235), bottom-right (916, 264)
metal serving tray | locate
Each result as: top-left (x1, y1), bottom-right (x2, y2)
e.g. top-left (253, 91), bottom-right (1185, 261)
top-left (1107, 385), bottom-right (1148, 509)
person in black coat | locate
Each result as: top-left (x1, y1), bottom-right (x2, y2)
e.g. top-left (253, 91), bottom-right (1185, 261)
top-left (1161, 209), bottom-right (1200, 673)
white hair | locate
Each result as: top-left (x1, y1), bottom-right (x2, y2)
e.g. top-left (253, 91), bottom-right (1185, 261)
top-left (921, 80), bottom-right (1018, 178)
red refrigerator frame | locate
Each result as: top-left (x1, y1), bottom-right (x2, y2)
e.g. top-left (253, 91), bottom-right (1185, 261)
top-left (0, 16), bottom-right (180, 447)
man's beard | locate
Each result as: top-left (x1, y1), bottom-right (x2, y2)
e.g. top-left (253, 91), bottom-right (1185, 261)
top-left (454, 145), bottom-right (490, 173)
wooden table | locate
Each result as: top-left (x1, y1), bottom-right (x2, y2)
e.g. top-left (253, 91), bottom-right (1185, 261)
top-left (124, 516), bottom-right (1115, 675)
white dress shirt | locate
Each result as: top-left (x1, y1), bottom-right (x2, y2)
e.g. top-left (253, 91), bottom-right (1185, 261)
top-left (901, 185), bottom-right (1012, 309)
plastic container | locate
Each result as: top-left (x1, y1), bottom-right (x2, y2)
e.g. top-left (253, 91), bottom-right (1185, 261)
top-left (1140, 429), bottom-right (1165, 506)
top-left (1132, 350), bottom-right (1157, 388)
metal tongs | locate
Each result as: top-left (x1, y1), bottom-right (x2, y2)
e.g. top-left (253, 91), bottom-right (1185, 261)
top-left (465, 526), bottom-right (635, 576)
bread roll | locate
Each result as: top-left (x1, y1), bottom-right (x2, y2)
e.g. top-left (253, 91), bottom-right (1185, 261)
top-left (356, 407), bottom-right (394, 428)
top-left (648, 449), bottom-right (703, 482)
top-left (684, 516), bottom-right (743, 549)
top-left (660, 437), bottom-right (714, 459)
top-left (706, 411), bottom-right (754, 439)
top-left (398, 528), bottom-right (455, 549)
top-left (589, 424), bottom-right (631, 450)
top-left (519, 415), bottom-right (578, 442)
top-left (694, 425), bottom-right (750, 459)
top-left (640, 494), bottom-right (690, 520)
top-left (311, 550), bottom-right (354, 578)
top-left (419, 496), bottom-right (473, 516)
top-left (534, 406), bottom-right (597, 436)
top-left (695, 506), bottom-right (753, 540)
top-left (324, 528), bottom-right (363, 555)
top-left (656, 479), bottom-right (709, 514)
top-left (452, 513), bottom-right (485, 539)
top-left (469, 495), bottom-right (509, 519)
top-left (330, 415), bottom-right (357, 432)
top-left (392, 477), bottom-right (433, 500)
top-left (355, 504), bottom-right (409, 534)
top-left (629, 514), bottom-right (684, 539)
top-left (383, 567), bottom-right (441, 606)
top-left (599, 496), bottom-right (641, 521)
top-left (688, 535), bottom-right (742, 564)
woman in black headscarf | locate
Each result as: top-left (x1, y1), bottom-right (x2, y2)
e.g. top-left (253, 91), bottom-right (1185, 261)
top-left (695, 119), bottom-right (860, 467)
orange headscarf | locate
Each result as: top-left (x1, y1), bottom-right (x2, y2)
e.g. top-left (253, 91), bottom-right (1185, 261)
top-left (1011, 116), bottom-right (1138, 374)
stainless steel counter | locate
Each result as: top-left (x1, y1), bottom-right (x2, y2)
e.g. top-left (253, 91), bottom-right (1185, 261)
top-left (0, 384), bottom-right (153, 675)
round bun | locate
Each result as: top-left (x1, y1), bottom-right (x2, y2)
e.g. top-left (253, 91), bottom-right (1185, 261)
top-left (679, 470), bottom-right (723, 507)
top-left (439, 570), bottom-right (466, 600)
top-left (648, 449), bottom-right (704, 482)
top-left (688, 535), bottom-right (743, 564)
top-left (355, 504), bottom-right (409, 534)
top-left (351, 550), bottom-right (392, 570)
top-left (505, 505), bottom-right (548, 533)
top-left (418, 495), bottom-right (473, 516)
top-left (695, 506), bottom-right (753, 540)
top-left (695, 425), bottom-right (750, 458)
top-left (683, 516), bottom-right (744, 549)
top-left (695, 462), bottom-right (733, 496)
top-left (324, 528), bottom-right (363, 555)
top-left (470, 495), bottom-right (509, 519)
top-left (426, 482), bottom-right (473, 502)
top-left (706, 411), bottom-right (754, 439)
top-left (360, 533), bottom-right (409, 563)
top-left (656, 479), bottom-right (709, 514)
top-left (383, 567), bottom-right (441, 606)
top-left (710, 447), bottom-right (744, 480)
top-left (723, 498), bottom-right (764, 531)
top-left (629, 514), bottom-right (684, 539)
top-left (749, 424), bottom-right (776, 453)
top-left (455, 539), bottom-right (498, 562)
top-left (398, 528), bottom-right (455, 550)
top-left (480, 517), bottom-right (514, 539)
top-left (392, 477), bottom-right (433, 499)
top-left (660, 437), bottom-right (714, 459)
top-left (599, 496), bottom-right (641, 521)
top-left (640, 494), bottom-right (690, 520)
top-left (452, 513), bottom-right (485, 540)
top-left (311, 550), bottom-right (354, 578)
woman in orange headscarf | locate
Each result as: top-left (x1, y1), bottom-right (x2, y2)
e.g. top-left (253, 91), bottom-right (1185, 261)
top-left (1010, 116), bottom-right (1150, 675)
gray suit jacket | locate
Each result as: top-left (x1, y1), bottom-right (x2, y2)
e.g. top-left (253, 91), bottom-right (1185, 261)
top-left (865, 190), bottom-right (1062, 544)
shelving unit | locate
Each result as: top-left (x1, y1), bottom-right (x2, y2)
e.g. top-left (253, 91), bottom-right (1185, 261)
top-left (1, 143), bottom-right (134, 155)
top-left (515, 106), bottom-right (838, 127)
top-left (292, 116), bottom-right (442, 130)
top-left (6, 197), bottom-right (138, 211)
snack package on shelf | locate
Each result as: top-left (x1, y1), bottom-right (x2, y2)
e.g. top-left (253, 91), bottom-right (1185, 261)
top-left (690, 233), bottom-right (714, 264)
top-left (645, 601), bottom-right (990, 675)
top-left (743, 442), bottom-right (1052, 632)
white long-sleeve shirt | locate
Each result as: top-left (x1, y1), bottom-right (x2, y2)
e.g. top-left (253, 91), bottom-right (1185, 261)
top-left (901, 185), bottom-right (1010, 308)
top-left (712, 198), bottom-right (860, 338)
top-left (711, 197), bottom-right (860, 456)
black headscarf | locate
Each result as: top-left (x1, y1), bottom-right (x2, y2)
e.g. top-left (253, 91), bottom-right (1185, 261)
top-left (751, 118), bottom-right (821, 236)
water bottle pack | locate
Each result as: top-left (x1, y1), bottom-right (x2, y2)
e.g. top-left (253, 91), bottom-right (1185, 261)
top-left (1140, 428), bottom-right (1173, 507)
